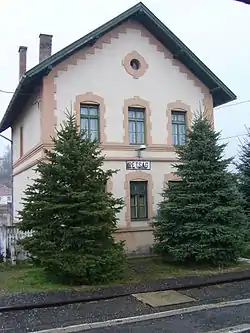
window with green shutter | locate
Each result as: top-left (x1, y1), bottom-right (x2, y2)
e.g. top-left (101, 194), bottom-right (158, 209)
top-left (80, 104), bottom-right (100, 141)
top-left (171, 111), bottom-right (186, 145)
top-left (128, 107), bottom-right (145, 144)
top-left (130, 181), bottom-right (148, 220)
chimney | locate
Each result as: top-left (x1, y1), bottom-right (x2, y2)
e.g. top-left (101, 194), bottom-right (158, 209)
top-left (39, 34), bottom-right (53, 63)
top-left (18, 46), bottom-right (27, 80)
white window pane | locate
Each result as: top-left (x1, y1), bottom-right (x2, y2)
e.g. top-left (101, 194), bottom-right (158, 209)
top-left (90, 118), bottom-right (98, 131)
top-left (137, 121), bottom-right (144, 134)
top-left (172, 113), bottom-right (178, 121)
top-left (128, 110), bottom-right (136, 119)
top-left (179, 134), bottom-right (186, 145)
top-left (136, 132), bottom-right (145, 144)
top-left (90, 130), bottom-right (99, 141)
top-left (179, 124), bottom-right (186, 135)
top-left (129, 132), bottom-right (136, 144)
top-left (172, 111), bottom-right (186, 124)
top-left (172, 124), bottom-right (178, 135)
top-left (177, 114), bottom-right (185, 122)
top-left (80, 106), bottom-right (88, 115)
top-left (80, 118), bottom-right (88, 131)
top-left (89, 107), bottom-right (98, 116)
top-left (129, 120), bottom-right (136, 132)
top-left (136, 111), bottom-right (144, 119)
top-left (172, 134), bottom-right (178, 145)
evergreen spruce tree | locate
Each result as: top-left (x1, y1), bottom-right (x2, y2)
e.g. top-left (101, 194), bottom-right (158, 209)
top-left (237, 129), bottom-right (250, 221)
top-left (153, 114), bottom-right (247, 265)
top-left (18, 112), bottom-right (126, 284)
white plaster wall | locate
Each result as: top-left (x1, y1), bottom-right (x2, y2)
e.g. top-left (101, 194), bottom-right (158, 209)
top-left (13, 149), bottom-right (42, 219)
top-left (55, 24), bottom-right (204, 145)
top-left (102, 149), bottom-right (177, 160)
top-left (13, 150), bottom-right (42, 175)
top-left (103, 160), bottom-right (175, 228)
top-left (102, 161), bottom-right (125, 227)
top-left (12, 91), bottom-right (41, 163)
top-left (13, 166), bottom-right (37, 221)
top-left (152, 162), bottom-right (174, 215)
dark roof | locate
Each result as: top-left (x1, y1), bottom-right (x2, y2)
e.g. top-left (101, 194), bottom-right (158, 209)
top-left (0, 2), bottom-right (236, 132)
top-left (235, 0), bottom-right (250, 4)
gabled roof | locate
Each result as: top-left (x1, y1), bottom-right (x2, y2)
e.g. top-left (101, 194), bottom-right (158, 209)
top-left (235, 0), bottom-right (250, 4)
top-left (0, 2), bottom-right (236, 132)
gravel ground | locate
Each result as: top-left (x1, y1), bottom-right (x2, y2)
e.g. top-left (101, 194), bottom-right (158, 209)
top-left (2, 280), bottom-right (250, 332)
top-left (84, 303), bottom-right (250, 333)
top-left (183, 280), bottom-right (250, 302)
top-left (0, 296), bottom-right (153, 333)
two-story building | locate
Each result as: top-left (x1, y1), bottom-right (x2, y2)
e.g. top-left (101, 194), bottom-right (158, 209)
top-left (0, 2), bottom-right (236, 253)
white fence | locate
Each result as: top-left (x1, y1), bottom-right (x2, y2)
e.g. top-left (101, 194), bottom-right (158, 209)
top-left (0, 225), bottom-right (32, 263)
top-left (0, 203), bottom-right (12, 226)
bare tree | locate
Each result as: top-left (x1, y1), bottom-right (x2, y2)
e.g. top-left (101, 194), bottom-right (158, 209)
top-left (0, 146), bottom-right (11, 188)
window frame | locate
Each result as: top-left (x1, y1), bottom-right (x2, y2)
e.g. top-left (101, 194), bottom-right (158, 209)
top-left (128, 106), bottom-right (146, 145)
top-left (80, 103), bottom-right (100, 141)
top-left (171, 110), bottom-right (187, 146)
top-left (130, 180), bottom-right (148, 221)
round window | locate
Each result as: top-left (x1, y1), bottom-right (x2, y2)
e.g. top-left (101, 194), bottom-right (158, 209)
top-left (130, 59), bottom-right (140, 71)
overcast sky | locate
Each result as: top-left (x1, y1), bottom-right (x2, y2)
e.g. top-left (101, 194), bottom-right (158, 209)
top-left (0, 0), bottom-right (249, 162)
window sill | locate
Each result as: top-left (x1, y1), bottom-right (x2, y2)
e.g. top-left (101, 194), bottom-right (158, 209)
top-left (130, 219), bottom-right (150, 228)
top-left (116, 226), bottom-right (153, 233)
top-left (129, 143), bottom-right (146, 146)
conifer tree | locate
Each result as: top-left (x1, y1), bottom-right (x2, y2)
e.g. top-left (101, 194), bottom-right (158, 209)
top-left (19, 112), bottom-right (126, 284)
top-left (153, 114), bottom-right (247, 265)
top-left (237, 129), bottom-right (250, 222)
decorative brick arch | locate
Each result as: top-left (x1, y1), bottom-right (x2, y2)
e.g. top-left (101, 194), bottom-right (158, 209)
top-left (166, 100), bottom-right (192, 146)
top-left (163, 172), bottom-right (181, 188)
top-left (74, 92), bottom-right (107, 144)
top-left (123, 97), bottom-right (152, 146)
top-left (124, 171), bottom-right (153, 227)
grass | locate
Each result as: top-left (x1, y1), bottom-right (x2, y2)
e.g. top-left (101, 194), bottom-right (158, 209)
top-left (0, 257), bottom-right (249, 294)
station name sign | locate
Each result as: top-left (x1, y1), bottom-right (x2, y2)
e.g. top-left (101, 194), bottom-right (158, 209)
top-left (126, 161), bottom-right (151, 170)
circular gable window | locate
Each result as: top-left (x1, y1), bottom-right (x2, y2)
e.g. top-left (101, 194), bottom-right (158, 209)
top-left (123, 51), bottom-right (148, 79)
top-left (130, 59), bottom-right (140, 70)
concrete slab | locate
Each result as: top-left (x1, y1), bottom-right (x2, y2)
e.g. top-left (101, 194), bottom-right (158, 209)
top-left (132, 290), bottom-right (196, 307)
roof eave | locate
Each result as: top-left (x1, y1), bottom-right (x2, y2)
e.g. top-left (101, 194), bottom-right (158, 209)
top-left (0, 73), bottom-right (41, 132)
top-left (0, 77), bottom-right (25, 132)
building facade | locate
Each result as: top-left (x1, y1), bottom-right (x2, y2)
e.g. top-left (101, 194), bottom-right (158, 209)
top-left (0, 3), bottom-right (236, 253)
